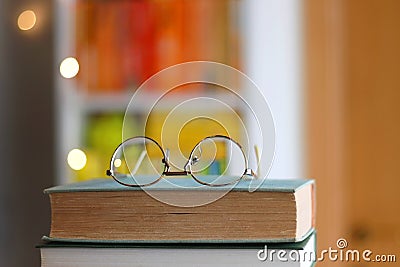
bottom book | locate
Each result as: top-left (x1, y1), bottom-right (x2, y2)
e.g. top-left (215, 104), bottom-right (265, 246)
top-left (39, 232), bottom-right (316, 267)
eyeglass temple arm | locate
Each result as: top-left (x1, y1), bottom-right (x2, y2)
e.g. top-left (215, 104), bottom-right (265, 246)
top-left (243, 145), bottom-right (260, 178)
top-left (254, 144), bottom-right (260, 178)
top-left (131, 150), bottom-right (147, 175)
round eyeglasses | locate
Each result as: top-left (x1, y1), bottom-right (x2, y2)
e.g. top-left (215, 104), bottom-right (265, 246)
top-left (106, 135), bottom-right (258, 187)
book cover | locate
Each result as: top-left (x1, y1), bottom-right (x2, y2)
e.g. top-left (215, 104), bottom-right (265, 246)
top-left (44, 178), bottom-right (315, 243)
top-left (40, 231), bottom-right (316, 267)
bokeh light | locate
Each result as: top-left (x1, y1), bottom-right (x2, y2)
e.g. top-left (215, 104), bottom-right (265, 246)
top-left (114, 158), bottom-right (122, 168)
top-left (67, 149), bottom-right (87, 171)
top-left (60, 57), bottom-right (80, 78)
top-left (17, 10), bottom-right (37, 31)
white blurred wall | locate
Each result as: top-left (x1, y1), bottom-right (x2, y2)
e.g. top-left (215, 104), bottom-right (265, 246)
top-left (243, 0), bottom-right (304, 178)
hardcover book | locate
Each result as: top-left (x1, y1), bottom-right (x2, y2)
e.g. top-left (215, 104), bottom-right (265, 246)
top-left (44, 178), bottom-right (315, 243)
top-left (40, 231), bottom-right (316, 267)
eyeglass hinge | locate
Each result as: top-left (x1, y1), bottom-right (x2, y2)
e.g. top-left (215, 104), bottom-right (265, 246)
top-left (244, 168), bottom-right (254, 177)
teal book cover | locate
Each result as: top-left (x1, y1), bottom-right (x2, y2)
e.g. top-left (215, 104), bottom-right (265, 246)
top-left (44, 177), bottom-right (314, 193)
top-left (44, 178), bottom-right (315, 244)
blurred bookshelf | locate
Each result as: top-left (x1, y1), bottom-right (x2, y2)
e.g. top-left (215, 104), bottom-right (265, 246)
top-left (55, 0), bottom-right (246, 184)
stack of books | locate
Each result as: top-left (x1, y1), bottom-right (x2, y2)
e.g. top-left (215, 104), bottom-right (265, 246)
top-left (39, 178), bottom-right (316, 266)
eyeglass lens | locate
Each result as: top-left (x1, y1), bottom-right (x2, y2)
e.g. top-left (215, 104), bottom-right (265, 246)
top-left (111, 137), bottom-right (165, 186)
top-left (189, 136), bottom-right (246, 186)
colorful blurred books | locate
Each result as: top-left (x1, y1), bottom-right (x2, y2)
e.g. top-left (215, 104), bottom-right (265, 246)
top-left (40, 178), bottom-right (316, 266)
top-left (68, 0), bottom-right (244, 183)
top-left (76, 0), bottom-right (241, 92)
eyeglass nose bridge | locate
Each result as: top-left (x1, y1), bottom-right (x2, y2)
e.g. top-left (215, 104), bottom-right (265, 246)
top-left (161, 148), bottom-right (198, 176)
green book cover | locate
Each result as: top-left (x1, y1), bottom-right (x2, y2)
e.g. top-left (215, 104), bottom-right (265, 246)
top-left (44, 177), bottom-right (314, 193)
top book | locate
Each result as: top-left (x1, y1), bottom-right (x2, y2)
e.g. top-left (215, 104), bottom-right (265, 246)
top-left (44, 178), bottom-right (315, 243)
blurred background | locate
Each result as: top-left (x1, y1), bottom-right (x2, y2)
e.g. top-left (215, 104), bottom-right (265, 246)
top-left (0, 0), bottom-right (399, 266)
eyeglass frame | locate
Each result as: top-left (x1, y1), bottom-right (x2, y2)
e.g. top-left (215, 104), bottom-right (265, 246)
top-left (106, 134), bottom-right (258, 187)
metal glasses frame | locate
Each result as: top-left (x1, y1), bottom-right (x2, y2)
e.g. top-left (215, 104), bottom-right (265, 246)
top-left (106, 134), bottom-right (257, 187)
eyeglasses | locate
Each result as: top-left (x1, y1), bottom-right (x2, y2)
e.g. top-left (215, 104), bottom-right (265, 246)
top-left (106, 135), bottom-right (258, 187)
